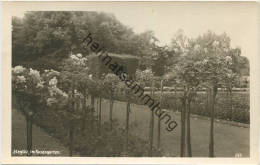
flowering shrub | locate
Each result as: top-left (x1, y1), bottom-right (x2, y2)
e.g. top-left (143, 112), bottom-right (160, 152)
top-left (12, 66), bottom-right (43, 94)
top-left (135, 69), bottom-right (154, 87)
top-left (12, 66), bottom-right (68, 109)
top-left (103, 73), bottom-right (120, 99)
top-left (69, 53), bottom-right (88, 67)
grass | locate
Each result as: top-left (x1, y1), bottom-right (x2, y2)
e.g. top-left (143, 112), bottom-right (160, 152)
top-left (11, 91), bottom-right (250, 157)
top-left (94, 99), bottom-right (249, 157)
top-left (11, 108), bottom-right (70, 156)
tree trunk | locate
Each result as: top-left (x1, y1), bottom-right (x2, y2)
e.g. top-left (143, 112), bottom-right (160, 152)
top-left (81, 95), bottom-right (87, 134)
top-left (98, 97), bottom-right (102, 132)
top-left (69, 120), bottom-right (74, 156)
top-left (26, 115), bottom-right (32, 156)
top-left (109, 98), bottom-right (114, 130)
top-left (149, 80), bottom-right (155, 156)
top-left (69, 88), bottom-right (75, 156)
top-left (209, 86), bottom-right (217, 157)
top-left (174, 87), bottom-right (177, 111)
top-left (186, 99), bottom-right (192, 157)
top-left (206, 89), bottom-right (209, 115)
top-left (90, 95), bottom-right (95, 130)
top-left (126, 102), bottom-right (130, 149)
top-left (229, 89), bottom-right (233, 120)
top-left (157, 80), bottom-right (163, 149)
top-left (180, 97), bottom-right (187, 157)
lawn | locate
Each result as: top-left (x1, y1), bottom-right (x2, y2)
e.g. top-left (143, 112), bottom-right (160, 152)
top-left (92, 99), bottom-right (249, 157)
top-left (11, 108), bottom-right (70, 156)
top-left (12, 94), bottom-right (249, 157)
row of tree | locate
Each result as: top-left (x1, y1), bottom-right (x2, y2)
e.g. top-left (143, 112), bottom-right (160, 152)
top-left (160, 30), bottom-right (246, 157)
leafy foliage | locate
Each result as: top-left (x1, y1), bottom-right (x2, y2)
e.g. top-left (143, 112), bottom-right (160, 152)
top-left (12, 11), bottom-right (157, 71)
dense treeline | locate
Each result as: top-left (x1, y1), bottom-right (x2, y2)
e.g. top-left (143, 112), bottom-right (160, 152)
top-left (12, 11), bottom-right (157, 70)
top-left (12, 11), bottom-right (249, 78)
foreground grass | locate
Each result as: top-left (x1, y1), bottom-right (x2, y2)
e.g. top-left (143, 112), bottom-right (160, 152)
top-left (11, 96), bottom-right (249, 157)
top-left (11, 109), bottom-right (70, 156)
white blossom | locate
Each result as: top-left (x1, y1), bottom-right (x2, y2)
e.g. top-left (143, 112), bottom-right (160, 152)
top-left (17, 75), bottom-right (26, 83)
top-left (74, 90), bottom-right (83, 99)
top-left (36, 81), bottom-right (44, 88)
top-left (202, 59), bottom-right (209, 64)
top-left (213, 41), bottom-right (220, 47)
top-left (13, 66), bottom-right (26, 74)
top-left (50, 69), bottom-right (60, 74)
top-left (144, 69), bottom-right (153, 74)
top-left (47, 98), bottom-right (57, 106)
top-left (76, 53), bottom-right (82, 58)
top-left (164, 74), bottom-right (170, 80)
top-left (225, 56), bottom-right (233, 65)
top-left (29, 68), bottom-right (41, 82)
top-left (62, 93), bottom-right (68, 98)
top-left (49, 77), bottom-right (58, 86)
top-left (48, 86), bottom-right (68, 98)
top-left (225, 56), bottom-right (232, 61)
top-left (70, 54), bottom-right (79, 60)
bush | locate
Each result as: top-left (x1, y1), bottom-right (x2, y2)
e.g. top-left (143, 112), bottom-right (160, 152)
top-left (113, 90), bottom-right (249, 124)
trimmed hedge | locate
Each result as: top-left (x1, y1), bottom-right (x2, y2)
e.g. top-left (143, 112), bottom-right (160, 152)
top-left (87, 53), bottom-right (140, 77)
top-left (113, 91), bottom-right (250, 124)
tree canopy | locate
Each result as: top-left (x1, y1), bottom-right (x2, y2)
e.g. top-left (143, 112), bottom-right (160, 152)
top-left (12, 11), bottom-right (155, 70)
top-left (12, 12), bottom-right (249, 81)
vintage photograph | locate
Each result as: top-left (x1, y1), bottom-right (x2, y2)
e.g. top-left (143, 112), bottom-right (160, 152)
top-left (2, 1), bottom-right (259, 163)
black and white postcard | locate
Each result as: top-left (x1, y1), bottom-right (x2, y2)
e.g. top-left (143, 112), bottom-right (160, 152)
top-left (1, 1), bottom-right (260, 164)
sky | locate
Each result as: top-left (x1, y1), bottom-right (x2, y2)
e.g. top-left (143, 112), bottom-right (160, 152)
top-left (12, 2), bottom-right (259, 60)
top-left (105, 2), bottom-right (259, 60)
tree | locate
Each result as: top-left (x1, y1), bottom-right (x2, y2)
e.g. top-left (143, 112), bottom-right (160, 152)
top-left (166, 54), bottom-right (201, 157)
top-left (190, 31), bottom-right (240, 157)
top-left (12, 11), bottom-right (147, 70)
top-left (157, 78), bottom-right (164, 149)
top-left (169, 30), bottom-right (198, 157)
top-left (168, 30), bottom-right (242, 157)
top-left (12, 66), bottom-right (68, 156)
top-left (151, 45), bottom-right (175, 76)
top-left (222, 49), bottom-right (241, 120)
top-left (135, 31), bottom-right (159, 70)
top-left (12, 12), bottom-right (74, 68)
top-left (58, 53), bottom-right (91, 155)
top-left (116, 80), bottom-right (136, 151)
top-left (103, 74), bottom-right (120, 130)
top-left (136, 68), bottom-right (155, 156)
